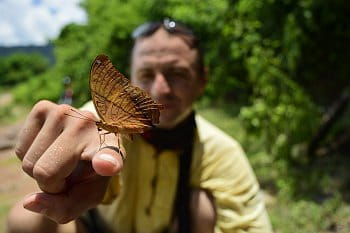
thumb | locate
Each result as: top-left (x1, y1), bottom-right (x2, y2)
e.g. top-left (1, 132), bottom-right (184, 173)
top-left (92, 146), bottom-right (125, 176)
top-left (23, 173), bottom-right (110, 224)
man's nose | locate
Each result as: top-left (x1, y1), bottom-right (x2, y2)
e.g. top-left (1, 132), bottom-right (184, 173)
top-left (151, 72), bottom-right (171, 95)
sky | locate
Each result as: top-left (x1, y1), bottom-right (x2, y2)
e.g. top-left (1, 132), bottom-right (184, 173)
top-left (0, 0), bottom-right (87, 47)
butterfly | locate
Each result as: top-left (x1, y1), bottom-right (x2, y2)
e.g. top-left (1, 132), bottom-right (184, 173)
top-left (89, 54), bottom-right (163, 148)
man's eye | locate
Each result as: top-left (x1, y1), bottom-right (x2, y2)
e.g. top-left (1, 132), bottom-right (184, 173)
top-left (166, 71), bottom-right (188, 80)
top-left (138, 72), bottom-right (154, 80)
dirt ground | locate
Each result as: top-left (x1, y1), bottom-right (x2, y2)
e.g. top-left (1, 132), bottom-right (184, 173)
top-left (0, 118), bottom-right (37, 231)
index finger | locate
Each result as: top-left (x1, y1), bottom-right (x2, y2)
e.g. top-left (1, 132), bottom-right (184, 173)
top-left (15, 100), bottom-right (55, 160)
top-left (31, 116), bottom-right (98, 193)
top-left (32, 130), bottom-right (81, 193)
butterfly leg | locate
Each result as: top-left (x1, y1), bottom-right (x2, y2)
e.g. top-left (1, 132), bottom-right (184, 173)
top-left (97, 128), bottom-right (103, 150)
top-left (115, 133), bottom-right (120, 150)
top-left (101, 133), bottom-right (107, 148)
top-left (98, 128), bottom-right (113, 149)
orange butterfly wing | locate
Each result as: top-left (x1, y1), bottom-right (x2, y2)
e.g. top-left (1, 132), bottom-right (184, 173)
top-left (89, 54), bottom-right (163, 134)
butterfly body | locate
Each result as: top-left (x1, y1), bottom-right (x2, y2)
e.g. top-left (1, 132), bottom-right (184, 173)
top-left (90, 54), bottom-right (163, 135)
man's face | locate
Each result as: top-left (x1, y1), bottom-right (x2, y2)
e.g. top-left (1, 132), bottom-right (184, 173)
top-left (130, 28), bottom-right (206, 129)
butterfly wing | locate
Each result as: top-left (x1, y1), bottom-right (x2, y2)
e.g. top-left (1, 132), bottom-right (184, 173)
top-left (89, 54), bottom-right (163, 133)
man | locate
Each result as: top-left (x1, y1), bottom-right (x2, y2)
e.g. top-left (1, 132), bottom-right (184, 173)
top-left (7, 19), bottom-right (272, 233)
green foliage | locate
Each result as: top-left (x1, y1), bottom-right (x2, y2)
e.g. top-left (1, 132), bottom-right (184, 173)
top-left (13, 69), bottom-right (63, 104)
top-left (270, 193), bottom-right (349, 233)
top-left (0, 53), bottom-right (49, 86)
top-left (0, 99), bottom-right (30, 124)
top-left (11, 0), bottom-right (349, 196)
top-left (239, 45), bottom-right (320, 164)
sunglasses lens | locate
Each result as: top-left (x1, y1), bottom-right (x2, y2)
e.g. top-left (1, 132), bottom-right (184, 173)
top-left (132, 19), bottom-right (194, 39)
top-left (132, 22), bottom-right (161, 39)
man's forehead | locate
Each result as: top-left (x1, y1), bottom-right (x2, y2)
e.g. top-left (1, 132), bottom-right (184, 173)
top-left (137, 46), bottom-right (187, 57)
top-left (132, 29), bottom-right (196, 59)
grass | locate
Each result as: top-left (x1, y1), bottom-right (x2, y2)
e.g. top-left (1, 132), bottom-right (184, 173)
top-left (198, 105), bottom-right (350, 233)
top-left (0, 91), bottom-right (30, 125)
top-left (0, 204), bottom-right (10, 232)
top-left (0, 94), bottom-right (27, 232)
top-left (0, 156), bottom-right (19, 166)
top-left (0, 104), bottom-right (30, 125)
top-left (0, 154), bottom-right (19, 233)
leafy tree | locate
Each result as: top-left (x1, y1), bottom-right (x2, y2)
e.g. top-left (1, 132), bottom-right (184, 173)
top-left (0, 53), bottom-right (49, 86)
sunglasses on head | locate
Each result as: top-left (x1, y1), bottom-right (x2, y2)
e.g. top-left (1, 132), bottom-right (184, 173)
top-left (132, 18), bottom-right (195, 39)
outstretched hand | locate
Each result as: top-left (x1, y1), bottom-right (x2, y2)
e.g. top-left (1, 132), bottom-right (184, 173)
top-left (15, 100), bottom-right (124, 223)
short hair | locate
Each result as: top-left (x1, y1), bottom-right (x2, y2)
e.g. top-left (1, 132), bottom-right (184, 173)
top-left (131, 19), bottom-right (205, 77)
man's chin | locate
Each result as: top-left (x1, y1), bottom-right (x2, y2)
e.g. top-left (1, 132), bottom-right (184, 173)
top-left (156, 113), bottom-right (182, 129)
top-left (156, 110), bottom-right (191, 129)
top-left (156, 119), bottom-right (178, 129)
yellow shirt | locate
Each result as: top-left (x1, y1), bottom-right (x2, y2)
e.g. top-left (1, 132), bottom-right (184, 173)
top-left (81, 101), bottom-right (272, 233)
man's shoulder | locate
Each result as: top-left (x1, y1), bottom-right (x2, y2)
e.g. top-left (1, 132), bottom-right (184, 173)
top-left (80, 100), bottom-right (95, 112)
top-left (192, 114), bottom-right (255, 187)
top-left (193, 114), bottom-right (248, 165)
top-left (79, 100), bottom-right (99, 118)
top-left (195, 114), bottom-right (242, 150)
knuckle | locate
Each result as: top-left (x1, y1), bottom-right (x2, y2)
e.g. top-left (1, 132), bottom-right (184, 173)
top-left (73, 118), bottom-right (94, 132)
top-left (32, 100), bottom-right (53, 119)
top-left (14, 145), bottom-right (25, 159)
top-left (57, 104), bottom-right (72, 115)
top-left (22, 158), bottom-right (34, 176)
top-left (50, 104), bottom-right (72, 123)
top-left (54, 107), bottom-right (96, 132)
top-left (72, 111), bottom-right (96, 131)
top-left (32, 164), bottom-right (56, 185)
top-left (81, 110), bottom-right (97, 120)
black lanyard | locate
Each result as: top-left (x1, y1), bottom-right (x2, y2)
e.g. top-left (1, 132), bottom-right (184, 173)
top-left (173, 130), bottom-right (194, 233)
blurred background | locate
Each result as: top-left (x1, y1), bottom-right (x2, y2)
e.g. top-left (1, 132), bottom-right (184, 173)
top-left (1, 0), bottom-right (350, 232)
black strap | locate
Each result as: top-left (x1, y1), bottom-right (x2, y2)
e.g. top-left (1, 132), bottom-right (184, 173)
top-left (80, 208), bottom-right (111, 233)
top-left (174, 123), bottom-right (195, 233)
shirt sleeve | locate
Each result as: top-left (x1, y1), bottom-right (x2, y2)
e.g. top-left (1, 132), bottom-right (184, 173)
top-left (192, 118), bottom-right (273, 233)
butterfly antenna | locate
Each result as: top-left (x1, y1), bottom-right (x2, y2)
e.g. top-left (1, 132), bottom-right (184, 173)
top-left (64, 108), bottom-right (96, 122)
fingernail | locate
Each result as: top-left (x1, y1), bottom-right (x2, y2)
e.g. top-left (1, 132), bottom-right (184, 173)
top-left (99, 153), bottom-right (119, 166)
